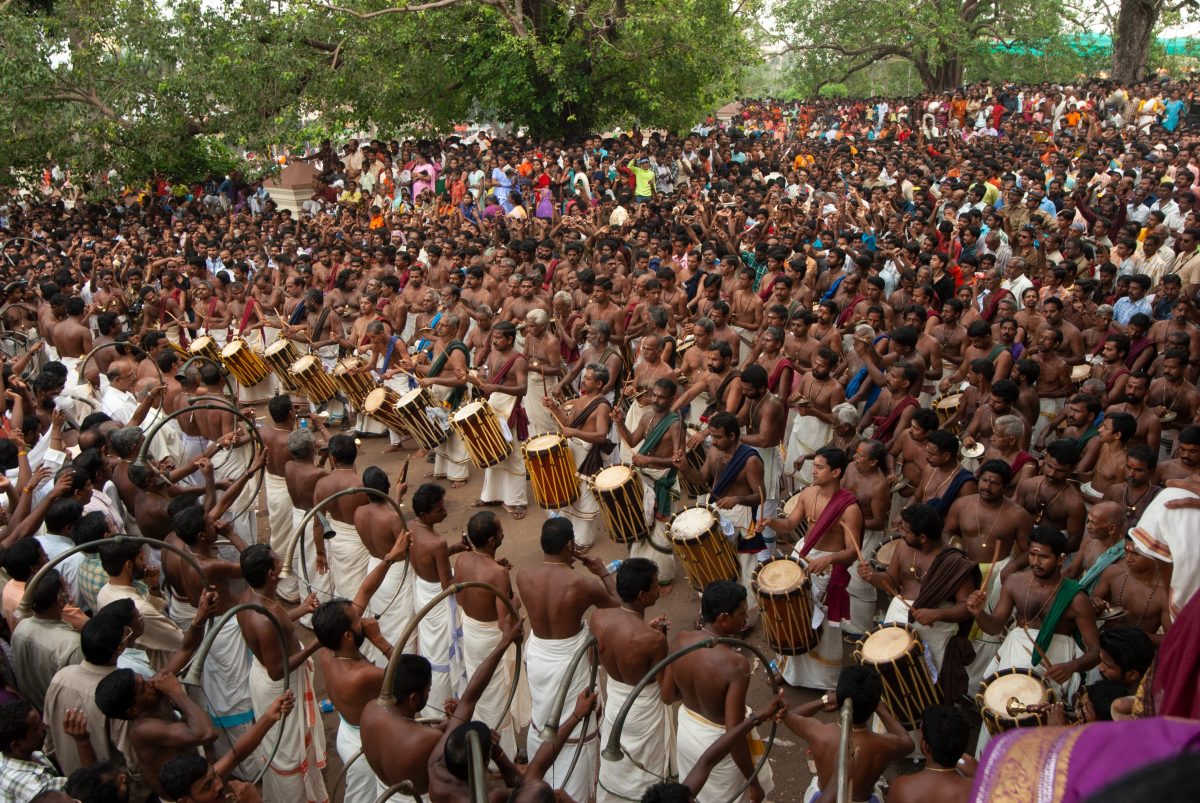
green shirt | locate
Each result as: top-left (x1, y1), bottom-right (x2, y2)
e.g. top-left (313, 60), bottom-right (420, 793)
top-left (628, 161), bottom-right (655, 198)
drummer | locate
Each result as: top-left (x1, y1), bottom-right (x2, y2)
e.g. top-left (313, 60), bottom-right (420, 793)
top-left (464, 322), bottom-right (530, 519)
top-left (856, 503), bottom-right (978, 702)
top-left (283, 288), bottom-right (348, 425)
top-left (942, 460), bottom-right (1034, 692)
top-left (409, 315), bottom-right (472, 484)
top-left (612, 376), bottom-right (682, 583)
top-left (966, 527), bottom-right (1101, 747)
top-left (757, 446), bottom-right (862, 690)
top-left (671, 341), bottom-right (743, 444)
top-left (184, 281), bottom-right (231, 349)
top-left (912, 430), bottom-right (977, 517)
top-left (619, 335), bottom-right (676, 464)
top-left (737, 365), bottom-right (786, 557)
top-left (843, 440), bottom-right (891, 637)
top-left (541, 364), bottom-right (615, 551)
top-left (784, 346), bottom-right (844, 489)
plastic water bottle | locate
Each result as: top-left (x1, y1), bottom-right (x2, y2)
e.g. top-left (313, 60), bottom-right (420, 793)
top-left (766, 659), bottom-right (780, 676)
top-left (606, 559), bottom-right (622, 575)
top-left (318, 698), bottom-right (334, 714)
top-left (299, 417), bottom-right (309, 430)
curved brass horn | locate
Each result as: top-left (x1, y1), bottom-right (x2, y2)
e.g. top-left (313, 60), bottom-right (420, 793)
top-left (134, 401), bottom-right (265, 521)
top-left (600, 636), bottom-right (781, 803)
top-left (181, 602), bottom-right (291, 786)
top-left (17, 535), bottom-right (209, 618)
top-left (379, 581), bottom-right (522, 725)
top-left (279, 486), bottom-right (412, 620)
top-left (76, 339), bottom-right (165, 385)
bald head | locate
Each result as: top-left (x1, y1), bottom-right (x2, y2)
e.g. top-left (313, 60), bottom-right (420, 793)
top-left (1088, 501), bottom-right (1125, 539)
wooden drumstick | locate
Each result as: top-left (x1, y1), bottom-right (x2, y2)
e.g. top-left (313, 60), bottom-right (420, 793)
top-left (980, 539), bottom-right (1003, 594)
top-left (399, 458), bottom-right (410, 486)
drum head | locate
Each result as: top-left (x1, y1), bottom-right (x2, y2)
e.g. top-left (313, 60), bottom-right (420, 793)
top-left (594, 465), bottom-right (633, 490)
top-left (453, 400), bottom-right (485, 422)
top-left (364, 387), bottom-right (389, 413)
top-left (982, 671), bottom-right (1049, 713)
top-left (220, 340), bottom-right (244, 358)
top-left (873, 537), bottom-right (900, 567)
top-left (936, 393), bottom-right (961, 411)
top-left (398, 386), bottom-right (424, 406)
top-left (292, 354), bottom-right (318, 373)
top-left (265, 340), bottom-right (292, 356)
top-left (861, 625), bottom-right (916, 662)
top-left (671, 506), bottom-right (717, 541)
top-left (782, 491), bottom-right (803, 517)
top-left (190, 336), bottom-right (213, 353)
top-left (756, 559), bottom-right (805, 593)
top-left (1071, 364), bottom-right (1091, 382)
top-left (526, 434), bottom-right (563, 453)
top-left (333, 359), bottom-right (357, 375)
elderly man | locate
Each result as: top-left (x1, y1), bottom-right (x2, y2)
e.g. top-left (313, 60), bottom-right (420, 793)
top-left (524, 308), bottom-right (563, 437)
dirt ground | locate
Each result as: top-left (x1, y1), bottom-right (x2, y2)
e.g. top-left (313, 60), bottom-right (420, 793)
top-left (270, 432), bottom-right (918, 802)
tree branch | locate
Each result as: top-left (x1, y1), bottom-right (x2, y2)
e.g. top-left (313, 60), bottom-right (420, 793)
top-left (38, 86), bottom-right (134, 129)
top-left (310, 0), bottom-right (468, 19)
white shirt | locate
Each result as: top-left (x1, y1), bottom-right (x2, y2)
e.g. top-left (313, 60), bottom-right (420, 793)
top-left (36, 533), bottom-right (84, 606)
top-left (1002, 273), bottom-right (1034, 301)
top-left (100, 385), bottom-right (138, 423)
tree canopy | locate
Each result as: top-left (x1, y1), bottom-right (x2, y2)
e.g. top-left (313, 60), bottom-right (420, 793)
top-left (0, 0), bottom-right (757, 183)
top-left (773, 0), bottom-right (1070, 93)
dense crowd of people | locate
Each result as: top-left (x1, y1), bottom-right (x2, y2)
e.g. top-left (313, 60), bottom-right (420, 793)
top-left (2, 76), bottom-right (1200, 803)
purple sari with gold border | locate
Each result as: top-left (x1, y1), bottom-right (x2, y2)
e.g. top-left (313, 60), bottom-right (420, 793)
top-left (970, 718), bottom-right (1200, 803)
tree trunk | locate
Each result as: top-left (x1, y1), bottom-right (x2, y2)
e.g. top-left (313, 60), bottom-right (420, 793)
top-left (1112, 0), bottom-right (1159, 84)
top-left (913, 56), bottom-right (962, 93)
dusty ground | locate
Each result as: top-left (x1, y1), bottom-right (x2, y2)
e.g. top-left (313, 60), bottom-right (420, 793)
top-left (264, 432), bottom-right (917, 802)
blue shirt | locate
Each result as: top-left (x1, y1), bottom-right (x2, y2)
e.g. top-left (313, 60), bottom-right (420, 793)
top-left (1113, 295), bottom-right (1151, 325)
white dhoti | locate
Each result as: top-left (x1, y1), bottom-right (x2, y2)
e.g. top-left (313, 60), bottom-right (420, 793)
top-left (685, 391), bottom-right (711, 429)
top-left (429, 381), bottom-right (469, 482)
top-left (786, 415), bottom-right (833, 487)
top-left (715, 503), bottom-right (763, 606)
top-left (620, 402), bottom-right (652, 464)
top-left (142, 408), bottom-right (187, 474)
top-left (635, 470), bottom-right (678, 584)
top-left (526, 373), bottom-right (559, 436)
top-left (848, 529), bottom-right (885, 635)
top-left (598, 679), bottom-right (674, 803)
top-left (325, 517), bottom-right (371, 602)
top-left (966, 555), bottom-right (1011, 695)
top-left (559, 437), bottom-right (601, 549)
top-left (169, 596), bottom-right (262, 779)
top-left (480, 443), bottom-right (528, 507)
top-left (413, 577), bottom-right (466, 717)
top-left (291, 507), bottom-right (335, 627)
top-left (248, 658), bottom-right (328, 803)
top-left (364, 556), bottom-right (416, 656)
top-left (753, 444), bottom-right (783, 555)
top-left (264, 472), bottom-right (299, 601)
top-left (976, 627), bottom-right (1081, 755)
top-left (803, 775), bottom-right (883, 803)
top-left (676, 705), bottom-right (774, 803)
top-left (782, 548), bottom-right (843, 690)
top-left (179, 433), bottom-right (208, 486)
top-left (883, 595), bottom-right (957, 681)
top-left (525, 628), bottom-right (599, 803)
top-left (336, 717), bottom-right (379, 803)
top-left (213, 442), bottom-right (257, 544)
top-left (461, 614), bottom-right (530, 757)
top-left (1033, 397), bottom-right (1066, 446)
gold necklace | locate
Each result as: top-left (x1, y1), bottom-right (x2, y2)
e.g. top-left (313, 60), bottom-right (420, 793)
top-left (1021, 575), bottom-right (1064, 627)
top-left (620, 606), bottom-right (644, 618)
top-left (974, 497), bottom-right (1002, 550)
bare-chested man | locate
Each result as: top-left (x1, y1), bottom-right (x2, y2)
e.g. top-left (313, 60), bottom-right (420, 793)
top-left (1015, 439), bottom-right (1087, 552)
top-left (843, 440), bottom-right (891, 635)
top-left (660, 580), bottom-right (775, 803)
top-left (54, 297), bottom-right (93, 360)
top-left (1064, 501), bottom-right (1126, 592)
top-left (312, 537), bottom-right (409, 803)
top-left (523, 308), bottom-right (563, 437)
top-left (453, 510), bottom-right (522, 753)
top-left (1030, 328), bottom-right (1074, 445)
top-left (785, 346), bottom-right (845, 487)
top-left (590, 558), bottom-right (672, 801)
top-left (967, 527), bottom-right (1100, 706)
top-left (312, 434), bottom-right (371, 600)
top-left (1106, 372), bottom-right (1161, 453)
top-left (783, 666), bottom-right (912, 803)
top-left (1078, 412), bottom-right (1135, 502)
top-left (759, 447), bottom-right (863, 690)
top-left (282, 427), bottom-right (334, 613)
top-left (673, 341), bottom-right (743, 434)
top-left (887, 706), bottom-right (973, 803)
top-left (515, 518), bottom-right (619, 801)
top-left (190, 362), bottom-right (258, 542)
top-left (737, 365), bottom-right (786, 553)
top-left (235, 544), bottom-right (327, 802)
top-left (943, 459), bottom-right (1035, 689)
top-left (354, 467), bottom-right (415, 654)
top-left (1091, 539), bottom-right (1171, 644)
top-left (1158, 424), bottom-right (1200, 483)
top-left (1101, 444), bottom-right (1163, 532)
